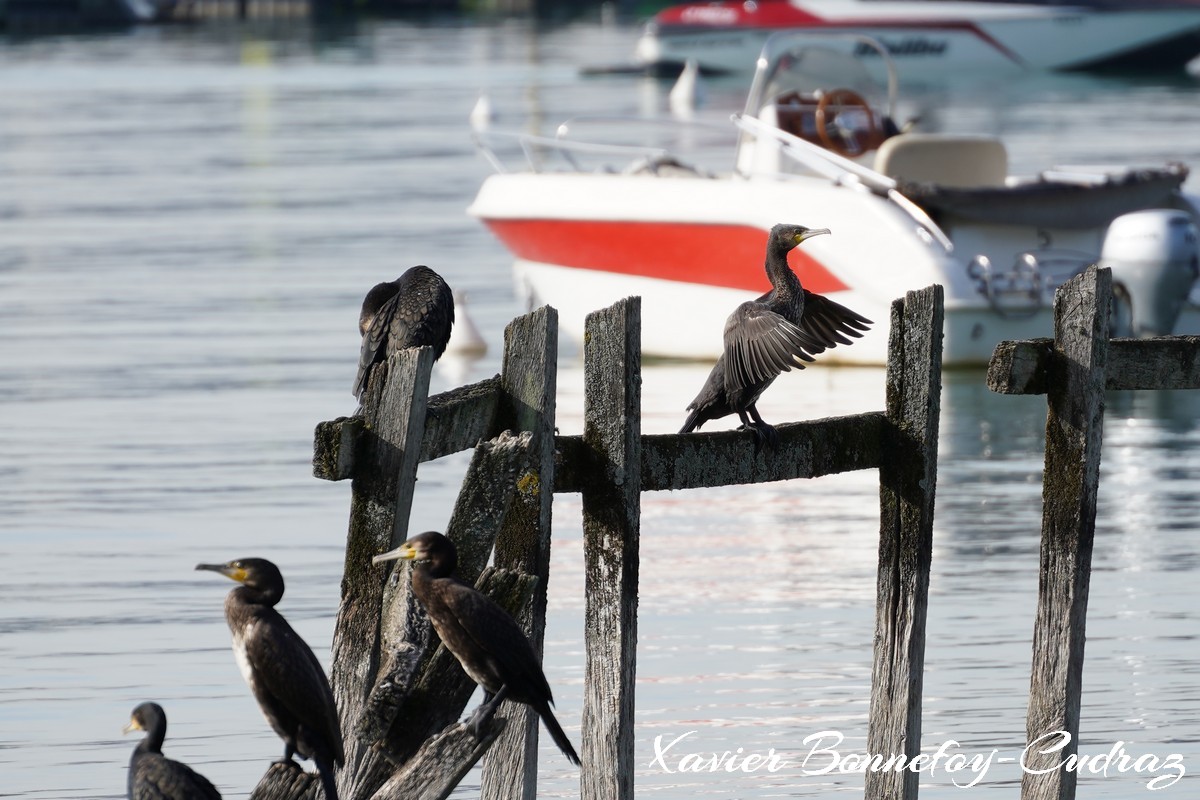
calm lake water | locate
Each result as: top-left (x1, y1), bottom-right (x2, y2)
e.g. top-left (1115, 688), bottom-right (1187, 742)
top-left (2, 15), bottom-right (1200, 800)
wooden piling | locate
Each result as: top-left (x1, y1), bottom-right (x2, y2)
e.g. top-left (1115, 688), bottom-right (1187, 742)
top-left (1022, 268), bottom-right (1110, 800)
top-left (331, 346), bottom-right (434, 800)
top-left (984, 266), bottom-right (1200, 800)
top-left (865, 285), bottom-right (945, 800)
top-left (481, 307), bottom-right (560, 800)
top-left (302, 286), bottom-right (951, 800)
top-left (580, 297), bottom-right (642, 800)
top-left (303, 307), bottom-right (561, 800)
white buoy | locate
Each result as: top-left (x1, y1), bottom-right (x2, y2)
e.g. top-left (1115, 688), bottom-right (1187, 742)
top-left (445, 290), bottom-right (488, 358)
top-left (669, 58), bottom-right (705, 118)
top-left (469, 93), bottom-right (496, 134)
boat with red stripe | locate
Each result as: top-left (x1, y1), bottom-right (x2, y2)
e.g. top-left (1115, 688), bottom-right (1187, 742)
top-left (470, 33), bottom-right (1200, 366)
top-left (634, 0), bottom-right (1200, 77)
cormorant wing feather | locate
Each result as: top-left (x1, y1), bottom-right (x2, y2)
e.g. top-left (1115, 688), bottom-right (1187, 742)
top-left (133, 754), bottom-right (222, 800)
top-left (443, 580), bottom-right (554, 704)
top-left (798, 290), bottom-right (873, 348)
top-left (242, 612), bottom-right (345, 765)
top-left (353, 291), bottom-right (404, 398)
top-left (352, 271), bottom-right (456, 398)
top-left (722, 303), bottom-right (826, 393)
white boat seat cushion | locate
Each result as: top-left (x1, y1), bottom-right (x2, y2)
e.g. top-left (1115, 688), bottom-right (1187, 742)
top-left (874, 133), bottom-right (1008, 188)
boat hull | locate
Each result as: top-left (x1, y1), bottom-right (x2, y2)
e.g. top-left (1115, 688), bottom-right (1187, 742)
top-left (512, 257), bottom-right (1066, 367)
top-left (470, 171), bottom-right (1100, 367)
top-left (636, 1), bottom-right (1200, 76)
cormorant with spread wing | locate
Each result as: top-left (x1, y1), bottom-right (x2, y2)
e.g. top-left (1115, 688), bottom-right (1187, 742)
top-left (353, 266), bottom-right (454, 400)
top-left (195, 559), bottom-right (343, 800)
top-left (373, 531), bottom-right (580, 766)
top-left (679, 224), bottom-right (872, 452)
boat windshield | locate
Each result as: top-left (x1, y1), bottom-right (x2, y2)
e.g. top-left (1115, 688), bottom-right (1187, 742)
top-left (737, 33), bottom-right (900, 167)
top-left (765, 46), bottom-right (879, 108)
top-left (746, 33), bottom-right (897, 122)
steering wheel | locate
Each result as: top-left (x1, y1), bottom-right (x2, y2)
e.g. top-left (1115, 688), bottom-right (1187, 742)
top-left (815, 88), bottom-right (883, 158)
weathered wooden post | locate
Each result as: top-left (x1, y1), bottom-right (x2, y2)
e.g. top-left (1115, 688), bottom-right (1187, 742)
top-left (481, 306), bottom-right (560, 800)
top-left (1017, 267), bottom-right (1111, 800)
top-left (331, 346), bottom-right (434, 800)
top-left (1020, 268), bottom-right (1111, 800)
top-left (293, 306), bottom-right (562, 800)
top-left (987, 267), bottom-right (1200, 800)
top-left (580, 297), bottom-right (642, 800)
top-left (294, 284), bottom-right (950, 800)
top-left (865, 285), bottom-right (944, 800)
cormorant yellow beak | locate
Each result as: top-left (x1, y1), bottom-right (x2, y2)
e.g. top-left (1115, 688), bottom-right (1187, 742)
top-left (797, 227), bottom-right (831, 244)
top-left (122, 718), bottom-right (143, 735)
top-left (372, 543), bottom-right (418, 565)
top-left (195, 562), bottom-right (249, 583)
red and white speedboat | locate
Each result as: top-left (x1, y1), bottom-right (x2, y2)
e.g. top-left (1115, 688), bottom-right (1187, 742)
top-left (634, 0), bottom-right (1200, 77)
top-left (469, 34), bottom-right (1199, 366)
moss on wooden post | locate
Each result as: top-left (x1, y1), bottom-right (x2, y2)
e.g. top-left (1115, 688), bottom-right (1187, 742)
top-left (481, 306), bottom-right (560, 800)
top-left (333, 346), bottom-right (434, 800)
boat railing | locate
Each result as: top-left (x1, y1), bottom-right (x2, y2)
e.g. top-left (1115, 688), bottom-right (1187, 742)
top-left (733, 112), bottom-right (954, 253)
top-left (473, 115), bottom-right (732, 175)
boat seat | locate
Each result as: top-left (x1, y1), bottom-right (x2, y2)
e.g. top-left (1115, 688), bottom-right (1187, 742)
top-left (874, 133), bottom-right (1008, 188)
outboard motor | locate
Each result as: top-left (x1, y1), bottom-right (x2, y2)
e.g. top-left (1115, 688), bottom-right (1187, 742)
top-left (1100, 209), bottom-right (1199, 337)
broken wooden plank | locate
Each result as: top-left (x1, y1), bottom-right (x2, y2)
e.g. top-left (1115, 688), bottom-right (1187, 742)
top-left (989, 335), bottom-right (1200, 395)
top-left (312, 377), bottom-right (503, 481)
top-left (369, 719), bottom-right (508, 800)
top-left (420, 376), bottom-right (503, 462)
top-left (313, 415), bottom-right (365, 482)
top-left (249, 761), bottom-right (320, 800)
top-left (553, 413), bottom-right (887, 493)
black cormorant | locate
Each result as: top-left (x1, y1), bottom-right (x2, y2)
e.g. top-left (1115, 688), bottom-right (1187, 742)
top-left (195, 559), bottom-right (344, 800)
top-left (124, 702), bottom-right (222, 800)
top-left (372, 531), bottom-right (580, 766)
top-left (353, 265), bottom-right (455, 399)
top-left (679, 223), bottom-right (872, 452)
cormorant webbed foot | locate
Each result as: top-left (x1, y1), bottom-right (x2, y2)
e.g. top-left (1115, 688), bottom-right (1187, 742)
top-left (738, 421), bottom-right (780, 455)
top-left (466, 685), bottom-right (509, 740)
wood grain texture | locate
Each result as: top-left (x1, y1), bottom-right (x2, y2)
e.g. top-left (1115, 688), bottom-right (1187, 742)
top-left (580, 297), bottom-right (642, 800)
top-left (481, 306), bottom-right (560, 800)
top-left (1021, 267), bottom-right (1110, 800)
top-left (866, 284), bottom-right (944, 800)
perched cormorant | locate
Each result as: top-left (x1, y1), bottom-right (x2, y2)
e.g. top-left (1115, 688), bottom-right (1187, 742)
top-left (195, 559), bottom-right (344, 800)
top-left (123, 702), bottom-right (222, 800)
top-left (372, 531), bottom-right (581, 766)
top-left (679, 224), bottom-right (872, 452)
top-left (353, 266), bottom-right (455, 400)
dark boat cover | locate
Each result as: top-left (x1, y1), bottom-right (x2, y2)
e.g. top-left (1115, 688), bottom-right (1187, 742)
top-left (897, 162), bottom-right (1189, 229)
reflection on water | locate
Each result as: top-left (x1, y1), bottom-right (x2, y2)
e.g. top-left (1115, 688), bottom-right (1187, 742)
top-left (2, 16), bottom-right (1200, 800)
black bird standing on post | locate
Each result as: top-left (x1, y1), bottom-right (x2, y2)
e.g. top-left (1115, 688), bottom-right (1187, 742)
top-left (123, 702), bottom-right (222, 800)
top-left (353, 265), bottom-right (455, 400)
top-left (372, 531), bottom-right (581, 766)
top-left (680, 223), bottom-right (872, 452)
top-left (195, 559), bottom-right (344, 800)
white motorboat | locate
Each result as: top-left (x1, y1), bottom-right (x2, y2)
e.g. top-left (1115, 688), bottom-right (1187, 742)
top-left (633, 0), bottom-right (1200, 78)
top-left (469, 33), bottom-right (1199, 367)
